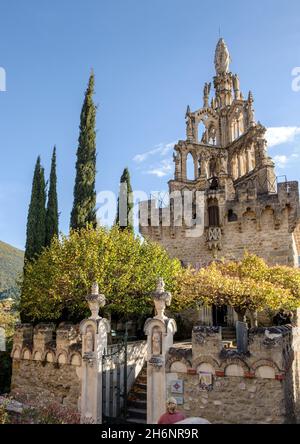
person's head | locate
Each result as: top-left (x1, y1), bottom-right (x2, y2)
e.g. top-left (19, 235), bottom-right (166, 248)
top-left (167, 397), bottom-right (177, 414)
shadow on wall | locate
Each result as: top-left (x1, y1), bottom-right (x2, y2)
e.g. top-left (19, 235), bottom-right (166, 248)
top-left (0, 351), bottom-right (12, 394)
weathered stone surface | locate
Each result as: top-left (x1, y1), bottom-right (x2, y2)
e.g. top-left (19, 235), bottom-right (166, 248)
top-left (10, 360), bottom-right (81, 411)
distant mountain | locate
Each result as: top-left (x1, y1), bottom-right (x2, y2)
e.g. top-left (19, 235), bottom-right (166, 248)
top-left (0, 241), bottom-right (24, 300)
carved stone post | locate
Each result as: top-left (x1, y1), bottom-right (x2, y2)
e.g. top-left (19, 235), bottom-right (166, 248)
top-left (144, 278), bottom-right (177, 424)
top-left (80, 283), bottom-right (110, 424)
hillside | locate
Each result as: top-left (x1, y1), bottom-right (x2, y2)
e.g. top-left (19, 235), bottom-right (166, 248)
top-left (0, 241), bottom-right (24, 300)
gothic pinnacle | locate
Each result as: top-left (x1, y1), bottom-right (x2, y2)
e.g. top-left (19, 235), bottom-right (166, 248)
top-left (214, 38), bottom-right (231, 75)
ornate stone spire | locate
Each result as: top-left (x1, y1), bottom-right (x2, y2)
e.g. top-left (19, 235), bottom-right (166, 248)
top-left (214, 38), bottom-right (231, 75)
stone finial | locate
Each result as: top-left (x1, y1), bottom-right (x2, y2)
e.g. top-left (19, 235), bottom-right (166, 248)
top-left (185, 105), bottom-right (191, 117)
top-left (86, 283), bottom-right (106, 320)
top-left (203, 82), bottom-right (211, 107)
top-left (214, 38), bottom-right (230, 75)
top-left (152, 277), bottom-right (172, 321)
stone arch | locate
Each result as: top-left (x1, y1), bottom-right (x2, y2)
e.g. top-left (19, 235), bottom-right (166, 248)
top-left (224, 364), bottom-right (245, 377)
top-left (251, 359), bottom-right (280, 374)
top-left (170, 361), bottom-right (188, 373)
top-left (33, 349), bottom-right (42, 361)
top-left (57, 350), bottom-right (68, 365)
top-left (21, 348), bottom-right (32, 360)
top-left (255, 366), bottom-right (276, 379)
top-left (228, 209), bottom-right (238, 223)
top-left (166, 355), bottom-right (192, 372)
top-left (229, 107), bottom-right (244, 142)
top-left (45, 350), bottom-right (56, 363)
top-left (221, 358), bottom-right (250, 374)
top-left (186, 152), bottom-right (196, 181)
top-left (70, 352), bottom-right (82, 366)
top-left (193, 356), bottom-right (220, 371)
top-left (261, 206), bottom-right (275, 229)
top-left (242, 208), bottom-right (256, 230)
top-left (12, 346), bottom-right (21, 360)
top-left (198, 120), bottom-right (207, 144)
top-left (197, 362), bottom-right (216, 375)
top-left (207, 123), bottom-right (218, 146)
top-left (280, 206), bottom-right (290, 228)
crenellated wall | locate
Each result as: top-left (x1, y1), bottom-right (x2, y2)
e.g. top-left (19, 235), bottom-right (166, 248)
top-left (165, 326), bottom-right (300, 424)
top-left (10, 323), bottom-right (82, 411)
top-left (10, 323), bottom-right (147, 413)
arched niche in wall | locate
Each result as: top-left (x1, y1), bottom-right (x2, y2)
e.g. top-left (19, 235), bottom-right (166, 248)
top-left (170, 361), bottom-right (187, 373)
top-left (228, 209), bottom-right (238, 222)
top-left (197, 363), bottom-right (215, 375)
top-left (208, 198), bottom-right (220, 227)
top-left (208, 124), bottom-right (217, 146)
top-left (255, 366), bottom-right (275, 379)
top-left (225, 364), bottom-right (244, 377)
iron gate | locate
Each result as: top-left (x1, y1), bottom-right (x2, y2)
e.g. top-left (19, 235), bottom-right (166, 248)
top-left (102, 333), bottom-right (128, 423)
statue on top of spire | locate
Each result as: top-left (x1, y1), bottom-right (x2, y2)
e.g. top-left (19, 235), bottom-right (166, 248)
top-left (214, 38), bottom-right (231, 75)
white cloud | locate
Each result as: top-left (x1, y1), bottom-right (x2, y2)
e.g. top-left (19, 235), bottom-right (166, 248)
top-left (266, 127), bottom-right (300, 148)
top-left (273, 155), bottom-right (288, 168)
top-left (133, 142), bottom-right (176, 164)
top-left (145, 159), bottom-right (173, 178)
top-left (273, 153), bottom-right (299, 169)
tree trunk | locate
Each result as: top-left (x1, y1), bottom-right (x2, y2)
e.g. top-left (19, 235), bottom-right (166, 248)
top-left (234, 307), bottom-right (247, 323)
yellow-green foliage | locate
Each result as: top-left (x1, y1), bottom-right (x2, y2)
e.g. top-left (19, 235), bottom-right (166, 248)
top-left (0, 300), bottom-right (16, 339)
top-left (174, 253), bottom-right (300, 316)
top-left (21, 226), bottom-right (181, 323)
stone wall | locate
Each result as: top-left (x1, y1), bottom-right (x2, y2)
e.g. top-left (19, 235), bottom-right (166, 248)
top-left (165, 326), bottom-right (300, 424)
top-left (10, 323), bottom-right (147, 414)
top-left (140, 188), bottom-right (299, 268)
top-left (10, 323), bottom-right (82, 411)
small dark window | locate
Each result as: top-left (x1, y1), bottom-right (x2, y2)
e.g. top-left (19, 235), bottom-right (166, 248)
top-left (228, 210), bottom-right (238, 222)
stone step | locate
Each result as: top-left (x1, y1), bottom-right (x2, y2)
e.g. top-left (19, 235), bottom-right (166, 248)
top-left (128, 399), bottom-right (147, 410)
top-left (129, 390), bottom-right (147, 401)
top-left (135, 382), bottom-right (147, 391)
top-left (137, 376), bottom-right (147, 384)
top-left (126, 417), bottom-right (147, 424)
top-left (127, 407), bottom-right (147, 420)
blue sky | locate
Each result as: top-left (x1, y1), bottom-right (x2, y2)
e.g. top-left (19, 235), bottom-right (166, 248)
top-left (0, 0), bottom-right (300, 249)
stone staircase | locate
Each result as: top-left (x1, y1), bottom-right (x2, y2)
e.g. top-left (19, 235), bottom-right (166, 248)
top-left (126, 365), bottom-right (147, 424)
top-left (222, 327), bottom-right (237, 348)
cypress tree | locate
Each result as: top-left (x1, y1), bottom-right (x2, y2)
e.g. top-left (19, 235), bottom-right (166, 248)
top-left (45, 146), bottom-right (59, 247)
top-left (115, 167), bottom-right (134, 233)
top-left (70, 72), bottom-right (97, 230)
top-left (24, 156), bottom-right (46, 262)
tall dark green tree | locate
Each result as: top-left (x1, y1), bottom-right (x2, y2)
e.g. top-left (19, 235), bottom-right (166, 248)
top-left (115, 167), bottom-right (134, 233)
top-left (70, 72), bottom-right (97, 230)
top-left (45, 146), bottom-right (59, 247)
top-left (24, 156), bottom-right (46, 262)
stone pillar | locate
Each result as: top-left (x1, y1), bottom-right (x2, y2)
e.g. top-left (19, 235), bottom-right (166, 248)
top-left (246, 148), bottom-right (252, 173)
top-left (144, 278), bottom-right (177, 424)
top-left (80, 283), bottom-right (110, 424)
top-left (181, 152), bottom-right (187, 181)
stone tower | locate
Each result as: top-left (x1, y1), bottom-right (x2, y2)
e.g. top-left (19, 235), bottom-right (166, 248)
top-left (139, 39), bottom-right (300, 271)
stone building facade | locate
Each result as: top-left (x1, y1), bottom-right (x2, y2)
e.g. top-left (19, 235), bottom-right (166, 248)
top-left (165, 325), bottom-right (300, 424)
top-left (140, 39), bottom-right (300, 270)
